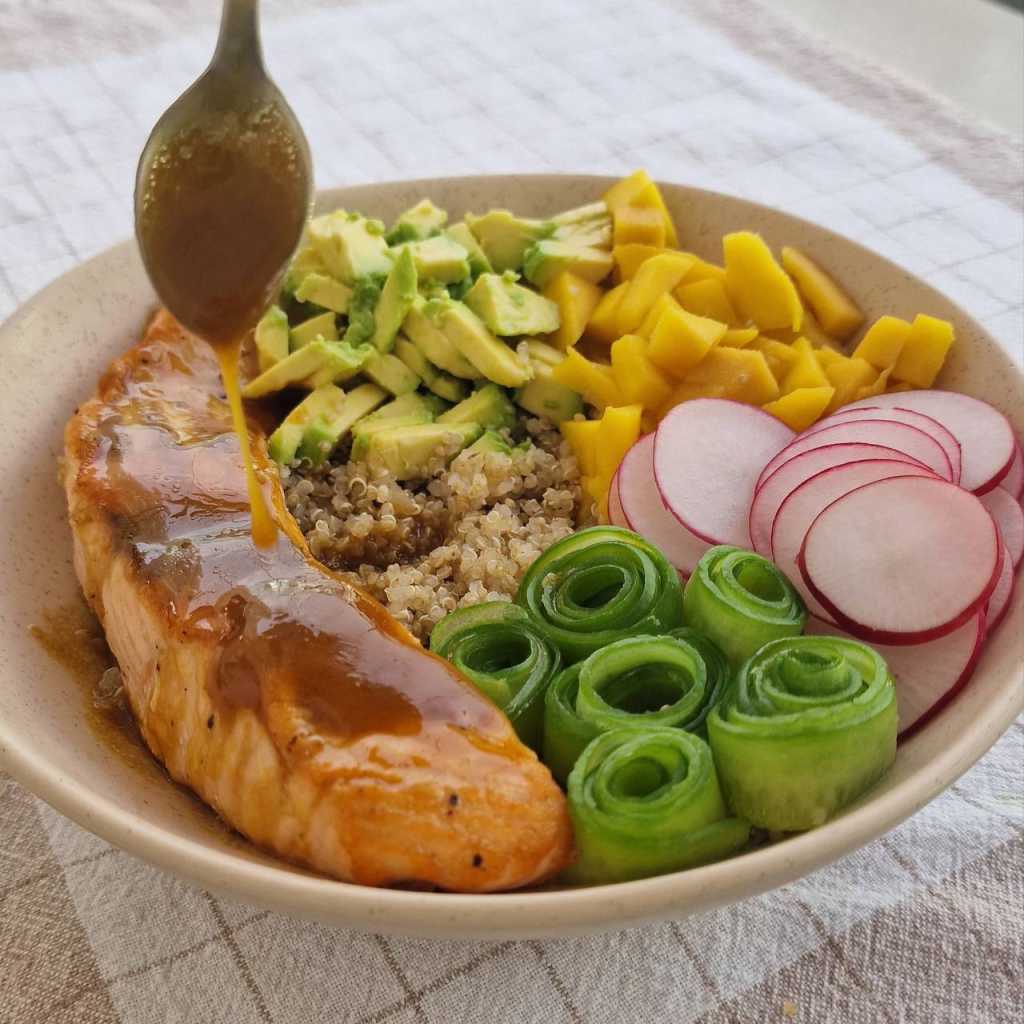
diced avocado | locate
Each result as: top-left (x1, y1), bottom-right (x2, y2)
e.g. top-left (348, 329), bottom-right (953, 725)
top-left (254, 305), bottom-right (289, 372)
top-left (446, 278), bottom-right (473, 302)
top-left (437, 383), bottom-right (516, 431)
top-left (268, 385), bottom-right (348, 465)
top-left (386, 199), bottom-right (448, 244)
top-left (358, 391), bottom-right (439, 427)
top-left (290, 310), bottom-right (338, 349)
top-left (308, 211), bottom-right (392, 284)
top-left (283, 242), bottom-right (328, 294)
top-left (394, 337), bottom-right (469, 403)
top-left (552, 216), bottom-right (612, 249)
top-left (368, 247), bottom-right (417, 353)
top-left (522, 240), bottom-right (614, 289)
top-left (303, 340), bottom-right (372, 388)
top-left (366, 421), bottom-right (483, 480)
top-left (445, 222), bottom-right (492, 277)
top-left (398, 236), bottom-right (470, 284)
top-left (293, 273), bottom-right (353, 314)
top-left (351, 403), bottom-right (436, 460)
top-left (522, 338), bottom-right (563, 367)
top-left (515, 361), bottom-right (583, 422)
top-left (466, 429), bottom-right (512, 457)
top-left (341, 276), bottom-right (384, 347)
top-left (297, 382), bottom-right (388, 466)
top-left (242, 339), bottom-right (362, 398)
top-left (363, 351), bottom-right (421, 396)
top-left (465, 210), bottom-right (554, 273)
top-left (550, 201), bottom-right (608, 227)
top-left (463, 272), bottom-right (561, 336)
top-left (404, 298), bottom-right (482, 379)
top-left (433, 300), bottom-right (532, 388)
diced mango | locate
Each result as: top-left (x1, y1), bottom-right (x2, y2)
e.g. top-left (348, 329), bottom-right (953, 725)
top-left (552, 349), bottom-right (623, 409)
top-left (637, 293), bottom-right (680, 338)
top-left (561, 419), bottom-right (601, 477)
top-left (888, 381), bottom-right (916, 393)
top-left (813, 346), bottom-right (845, 369)
top-left (676, 347), bottom-right (780, 406)
top-left (612, 206), bottom-right (666, 247)
top-left (614, 252), bottom-right (695, 335)
top-left (763, 311), bottom-right (833, 349)
top-left (749, 337), bottom-right (799, 382)
top-left (852, 315), bottom-right (912, 371)
top-left (675, 278), bottom-right (740, 325)
top-left (719, 326), bottom-right (758, 349)
top-left (612, 243), bottom-right (667, 282)
top-left (611, 334), bottom-right (675, 409)
top-left (603, 170), bottom-right (678, 247)
top-left (596, 404), bottom-right (643, 480)
top-left (544, 272), bottom-right (603, 350)
top-left (584, 281), bottom-right (630, 345)
top-left (723, 231), bottom-right (803, 332)
top-left (648, 304), bottom-right (727, 378)
top-left (680, 254), bottom-right (728, 286)
top-left (763, 386), bottom-right (836, 432)
top-left (780, 337), bottom-right (830, 396)
top-left (781, 246), bottom-right (864, 340)
top-left (855, 366), bottom-right (893, 402)
top-left (892, 314), bottom-right (954, 387)
top-left (820, 354), bottom-right (878, 412)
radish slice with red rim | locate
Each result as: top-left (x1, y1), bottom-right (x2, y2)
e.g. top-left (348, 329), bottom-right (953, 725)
top-left (822, 405), bottom-right (962, 484)
top-left (841, 391), bottom-right (1015, 494)
top-left (654, 399), bottom-right (794, 547)
top-left (980, 487), bottom-right (1024, 569)
top-left (771, 459), bottom-right (936, 622)
top-left (798, 475), bottom-right (1002, 644)
top-left (748, 442), bottom-right (926, 555)
top-left (1002, 443), bottom-right (1023, 500)
top-left (757, 418), bottom-right (953, 487)
top-left (618, 433), bottom-right (710, 574)
top-left (986, 544), bottom-right (1016, 632)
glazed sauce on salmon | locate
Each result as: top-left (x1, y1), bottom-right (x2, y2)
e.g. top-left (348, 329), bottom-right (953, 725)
top-left (135, 103), bottom-right (308, 548)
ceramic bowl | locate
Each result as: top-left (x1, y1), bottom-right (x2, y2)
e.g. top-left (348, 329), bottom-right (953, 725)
top-left (1, 175), bottom-right (1021, 938)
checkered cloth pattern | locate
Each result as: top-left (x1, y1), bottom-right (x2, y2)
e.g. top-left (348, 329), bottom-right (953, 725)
top-left (1, 2), bottom-right (1022, 1022)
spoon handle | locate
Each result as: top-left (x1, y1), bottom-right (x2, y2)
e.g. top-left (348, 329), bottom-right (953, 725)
top-left (214, 0), bottom-right (263, 71)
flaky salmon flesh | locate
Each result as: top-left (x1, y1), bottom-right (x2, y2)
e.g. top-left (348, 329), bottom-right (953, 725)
top-left (63, 310), bottom-right (573, 892)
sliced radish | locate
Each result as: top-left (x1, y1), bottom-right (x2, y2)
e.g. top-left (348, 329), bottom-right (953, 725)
top-left (619, 433), bottom-right (710, 574)
top-left (771, 460), bottom-right (936, 621)
top-left (654, 399), bottom-right (794, 547)
top-left (1002, 443), bottom-right (1023, 499)
top-left (608, 467), bottom-right (628, 528)
top-left (980, 487), bottom-right (1024, 569)
top-left (748, 442), bottom-right (926, 555)
top-left (807, 614), bottom-right (986, 740)
top-left (757, 418), bottom-right (953, 487)
top-left (823, 405), bottom-right (962, 484)
top-left (842, 391), bottom-right (1015, 494)
top-left (986, 544), bottom-right (1015, 632)
top-left (799, 475), bottom-right (1002, 644)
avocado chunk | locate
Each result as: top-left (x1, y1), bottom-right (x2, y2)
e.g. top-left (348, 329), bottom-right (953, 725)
top-left (366, 421), bottom-right (483, 480)
top-left (297, 382), bottom-right (388, 466)
top-left (369, 247), bottom-right (417, 352)
top-left (465, 210), bottom-right (554, 273)
top-left (290, 310), bottom-right (338, 349)
top-left (359, 391), bottom-right (440, 427)
top-left (552, 216), bottom-right (612, 249)
top-left (243, 339), bottom-right (367, 398)
top-left (386, 199), bottom-right (448, 245)
top-left (293, 272), bottom-right (353, 314)
top-left (465, 429), bottom-right (512, 457)
top-left (309, 211), bottom-right (392, 284)
top-left (550, 201), bottom-right (608, 227)
top-left (432, 300), bottom-right (532, 388)
top-left (404, 297), bottom-right (482, 379)
top-left (397, 236), bottom-right (470, 284)
top-left (522, 338), bottom-right (563, 367)
top-left (350, 399), bottom-right (437, 460)
top-left (363, 351), bottom-right (420, 396)
top-left (283, 242), bottom-right (328, 295)
top-left (268, 384), bottom-right (349, 465)
top-left (445, 222), bottom-right (492, 277)
top-left (463, 272), bottom-right (561, 336)
top-left (303, 340), bottom-right (373, 388)
top-left (254, 305), bottom-right (289, 372)
top-left (515, 360), bottom-right (583, 422)
top-left (437, 383), bottom-right (516, 431)
top-left (394, 337), bottom-right (469, 403)
top-left (522, 240), bottom-right (614, 289)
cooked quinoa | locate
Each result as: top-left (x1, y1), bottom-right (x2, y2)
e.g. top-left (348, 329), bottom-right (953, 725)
top-left (282, 417), bottom-right (589, 641)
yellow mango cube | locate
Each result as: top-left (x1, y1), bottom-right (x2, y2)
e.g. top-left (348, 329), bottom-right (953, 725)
top-left (648, 304), bottom-right (727, 378)
top-left (612, 206), bottom-right (666, 247)
top-left (780, 337), bottom-right (830, 396)
top-left (584, 281), bottom-right (629, 345)
top-left (603, 170), bottom-right (679, 247)
top-left (615, 252), bottom-right (695, 335)
top-left (749, 337), bottom-right (799, 382)
top-left (680, 254), bottom-right (728, 285)
top-left (719, 326), bottom-right (758, 348)
top-left (611, 335), bottom-right (675, 410)
top-left (552, 349), bottom-right (623, 409)
top-left (820, 354), bottom-right (878, 412)
top-left (892, 314), bottom-right (954, 387)
top-left (723, 231), bottom-right (803, 332)
top-left (612, 243), bottom-right (666, 282)
top-left (679, 347), bottom-right (780, 406)
top-left (561, 419), bottom-right (601, 476)
top-left (781, 246), bottom-right (864, 340)
top-left (675, 278), bottom-right (740, 325)
top-left (544, 272), bottom-right (604, 350)
top-left (852, 315), bottom-right (912, 371)
top-left (763, 386), bottom-right (836, 432)
top-left (855, 366), bottom-right (893, 402)
top-left (638, 293), bottom-right (680, 338)
top-left (597, 404), bottom-right (643, 479)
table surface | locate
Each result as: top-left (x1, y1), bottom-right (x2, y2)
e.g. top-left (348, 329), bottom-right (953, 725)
top-left (1, 2), bottom-right (1022, 1023)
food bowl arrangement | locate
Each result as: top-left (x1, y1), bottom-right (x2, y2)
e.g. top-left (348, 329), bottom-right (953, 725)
top-left (0, 174), bottom-right (1020, 938)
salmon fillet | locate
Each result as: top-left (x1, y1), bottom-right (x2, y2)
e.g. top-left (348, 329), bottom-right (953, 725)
top-left (63, 310), bottom-right (573, 891)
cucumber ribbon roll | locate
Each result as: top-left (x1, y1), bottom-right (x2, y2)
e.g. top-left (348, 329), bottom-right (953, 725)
top-left (683, 546), bottom-right (806, 666)
top-left (708, 636), bottom-right (898, 831)
top-left (517, 526), bottom-right (684, 663)
top-left (566, 727), bottom-right (750, 883)
top-left (430, 602), bottom-right (560, 750)
top-left (543, 633), bottom-right (728, 784)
